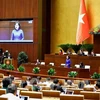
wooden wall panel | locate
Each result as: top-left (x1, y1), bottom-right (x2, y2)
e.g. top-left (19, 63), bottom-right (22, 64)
top-left (94, 35), bottom-right (100, 53)
top-left (0, 0), bottom-right (38, 18)
top-left (42, 0), bottom-right (51, 59)
top-left (0, 0), bottom-right (39, 64)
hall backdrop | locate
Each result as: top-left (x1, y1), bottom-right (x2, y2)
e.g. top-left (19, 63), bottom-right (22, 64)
top-left (51, 0), bottom-right (100, 53)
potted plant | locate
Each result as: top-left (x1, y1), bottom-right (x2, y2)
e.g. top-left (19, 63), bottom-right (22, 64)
top-left (68, 71), bottom-right (78, 78)
top-left (18, 66), bottom-right (25, 72)
top-left (91, 72), bottom-right (100, 79)
top-left (47, 68), bottom-right (56, 76)
top-left (17, 51), bottom-right (28, 66)
top-left (33, 67), bottom-right (40, 74)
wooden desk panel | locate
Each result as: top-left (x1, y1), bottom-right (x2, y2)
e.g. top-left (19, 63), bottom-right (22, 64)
top-left (44, 54), bottom-right (100, 75)
top-left (21, 64), bottom-right (90, 78)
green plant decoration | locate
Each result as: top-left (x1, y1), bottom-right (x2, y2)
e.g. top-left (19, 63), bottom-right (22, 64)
top-left (18, 66), bottom-right (25, 72)
top-left (68, 71), bottom-right (78, 78)
top-left (81, 44), bottom-right (93, 54)
top-left (17, 51), bottom-right (28, 66)
top-left (1, 64), bottom-right (7, 69)
top-left (91, 72), bottom-right (100, 79)
top-left (71, 44), bottom-right (82, 53)
top-left (33, 67), bottom-right (40, 74)
top-left (7, 64), bottom-right (14, 70)
top-left (0, 64), bottom-right (14, 70)
top-left (58, 44), bottom-right (71, 52)
top-left (47, 68), bottom-right (56, 76)
top-left (90, 25), bottom-right (100, 34)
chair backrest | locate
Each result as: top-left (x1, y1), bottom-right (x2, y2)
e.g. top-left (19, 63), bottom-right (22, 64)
top-left (38, 83), bottom-right (47, 86)
top-left (22, 76), bottom-right (28, 81)
top-left (41, 86), bottom-right (51, 90)
top-left (0, 97), bottom-right (8, 100)
top-left (58, 79), bottom-right (65, 86)
top-left (17, 88), bottom-right (29, 92)
top-left (80, 91), bottom-right (100, 100)
top-left (14, 81), bottom-right (21, 87)
top-left (60, 94), bottom-right (84, 100)
top-left (0, 89), bottom-right (6, 95)
top-left (96, 89), bottom-right (100, 92)
top-left (20, 91), bottom-right (43, 99)
top-left (83, 87), bottom-right (94, 91)
top-left (0, 73), bottom-right (4, 78)
top-left (26, 85), bottom-right (33, 91)
top-left (41, 90), bottom-right (60, 97)
top-left (67, 88), bottom-right (83, 94)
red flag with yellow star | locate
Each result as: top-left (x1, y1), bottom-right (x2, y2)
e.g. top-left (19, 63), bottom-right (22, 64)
top-left (76, 0), bottom-right (90, 44)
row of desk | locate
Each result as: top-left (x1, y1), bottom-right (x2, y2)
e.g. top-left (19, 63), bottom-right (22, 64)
top-left (44, 54), bottom-right (100, 75)
top-left (0, 64), bottom-right (90, 78)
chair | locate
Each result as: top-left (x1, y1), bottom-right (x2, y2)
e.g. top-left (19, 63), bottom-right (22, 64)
top-left (0, 73), bottom-right (4, 78)
top-left (0, 85), bottom-right (2, 88)
top-left (14, 81), bottom-right (21, 87)
top-left (0, 89), bottom-right (6, 95)
top-left (83, 87), bottom-right (94, 91)
top-left (38, 83), bottom-right (47, 86)
top-left (67, 88), bottom-right (83, 94)
top-left (58, 79), bottom-right (65, 86)
top-left (17, 87), bottom-right (29, 92)
top-left (0, 97), bottom-right (8, 100)
top-left (22, 76), bottom-right (28, 81)
top-left (80, 91), bottom-right (100, 100)
top-left (60, 94), bottom-right (84, 100)
top-left (20, 91), bottom-right (43, 99)
top-left (27, 85), bottom-right (33, 91)
top-left (96, 89), bottom-right (100, 92)
top-left (41, 86), bottom-right (51, 90)
top-left (41, 90), bottom-right (60, 97)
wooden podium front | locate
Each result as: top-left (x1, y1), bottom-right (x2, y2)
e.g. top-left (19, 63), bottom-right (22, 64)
top-left (3, 58), bottom-right (17, 70)
top-left (4, 58), bottom-right (12, 65)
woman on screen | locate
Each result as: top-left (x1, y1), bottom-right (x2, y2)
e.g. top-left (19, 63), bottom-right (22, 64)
top-left (11, 22), bottom-right (24, 40)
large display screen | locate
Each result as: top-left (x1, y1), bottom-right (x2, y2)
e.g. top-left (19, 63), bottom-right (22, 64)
top-left (0, 19), bottom-right (33, 42)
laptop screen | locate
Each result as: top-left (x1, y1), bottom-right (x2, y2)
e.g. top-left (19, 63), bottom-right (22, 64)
top-left (19, 96), bottom-right (29, 100)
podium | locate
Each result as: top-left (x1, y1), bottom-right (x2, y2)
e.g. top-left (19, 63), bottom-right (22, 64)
top-left (4, 58), bottom-right (12, 65)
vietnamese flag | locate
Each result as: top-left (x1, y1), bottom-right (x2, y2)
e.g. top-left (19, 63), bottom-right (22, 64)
top-left (76, 0), bottom-right (90, 44)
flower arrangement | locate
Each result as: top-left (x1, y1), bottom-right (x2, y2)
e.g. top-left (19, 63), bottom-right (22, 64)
top-left (89, 25), bottom-right (100, 34)
top-left (47, 68), bottom-right (56, 76)
top-left (68, 71), bottom-right (78, 78)
top-left (33, 67), bottom-right (40, 74)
